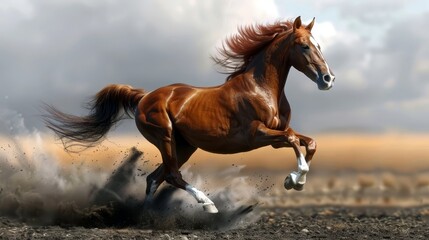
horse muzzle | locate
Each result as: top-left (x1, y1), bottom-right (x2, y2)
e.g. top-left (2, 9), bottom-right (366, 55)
top-left (317, 73), bottom-right (335, 90)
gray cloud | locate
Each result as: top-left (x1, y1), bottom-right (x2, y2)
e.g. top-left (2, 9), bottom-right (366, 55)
top-left (0, 0), bottom-right (428, 135)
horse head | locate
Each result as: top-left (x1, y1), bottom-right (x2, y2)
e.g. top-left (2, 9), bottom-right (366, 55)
top-left (285, 16), bottom-right (335, 90)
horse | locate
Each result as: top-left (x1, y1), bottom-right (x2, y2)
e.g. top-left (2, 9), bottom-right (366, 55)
top-left (43, 16), bottom-right (335, 213)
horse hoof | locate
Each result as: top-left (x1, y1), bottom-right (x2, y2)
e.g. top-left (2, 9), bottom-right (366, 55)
top-left (203, 203), bottom-right (219, 214)
top-left (284, 175), bottom-right (294, 190)
top-left (293, 184), bottom-right (304, 191)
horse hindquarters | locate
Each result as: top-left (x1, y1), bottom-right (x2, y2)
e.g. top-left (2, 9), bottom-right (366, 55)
top-left (135, 92), bottom-right (219, 213)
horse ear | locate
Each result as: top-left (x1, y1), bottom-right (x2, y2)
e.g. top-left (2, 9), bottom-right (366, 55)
top-left (293, 16), bottom-right (302, 31)
top-left (306, 17), bottom-right (315, 31)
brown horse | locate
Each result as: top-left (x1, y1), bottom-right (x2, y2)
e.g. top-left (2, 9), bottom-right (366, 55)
top-left (44, 16), bottom-right (335, 213)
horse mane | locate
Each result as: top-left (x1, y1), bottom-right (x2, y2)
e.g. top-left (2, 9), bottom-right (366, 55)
top-left (212, 20), bottom-right (293, 81)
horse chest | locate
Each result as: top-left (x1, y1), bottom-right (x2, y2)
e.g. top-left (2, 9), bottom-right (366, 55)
top-left (259, 104), bottom-right (283, 130)
top-left (269, 115), bottom-right (282, 129)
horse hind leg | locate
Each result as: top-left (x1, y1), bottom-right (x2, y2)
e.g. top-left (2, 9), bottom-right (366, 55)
top-left (145, 165), bottom-right (164, 203)
top-left (145, 126), bottom-right (218, 213)
top-left (161, 141), bottom-right (218, 213)
top-left (185, 185), bottom-right (218, 213)
top-left (144, 137), bottom-right (197, 202)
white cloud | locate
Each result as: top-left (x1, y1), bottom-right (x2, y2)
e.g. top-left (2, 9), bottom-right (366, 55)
top-left (311, 21), bottom-right (337, 49)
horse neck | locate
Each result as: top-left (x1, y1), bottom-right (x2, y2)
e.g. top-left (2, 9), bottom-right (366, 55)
top-left (262, 60), bottom-right (291, 97)
top-left (243, 45), bottom-right (292, 102)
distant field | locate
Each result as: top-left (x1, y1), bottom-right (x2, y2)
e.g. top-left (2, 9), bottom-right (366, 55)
top-left (2, 132), bottom-right (429, 172)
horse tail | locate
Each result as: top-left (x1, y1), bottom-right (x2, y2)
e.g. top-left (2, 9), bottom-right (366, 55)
top-left (43, 84), bottom-right (145, 151)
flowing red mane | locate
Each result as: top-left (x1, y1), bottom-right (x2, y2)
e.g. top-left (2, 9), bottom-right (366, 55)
top-left (213, 20), bottom-right (293, 80)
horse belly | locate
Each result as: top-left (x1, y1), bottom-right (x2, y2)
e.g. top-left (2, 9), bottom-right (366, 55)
top-left (176, 123), bottom-right (257, 154)
top-left (197, 139), bottom-right (256, 154)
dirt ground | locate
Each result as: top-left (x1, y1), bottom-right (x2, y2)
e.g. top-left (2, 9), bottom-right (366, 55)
top-left (0, 205), bottom-right (428, 239)
top-left (1, 138), bottom-right (429, 239)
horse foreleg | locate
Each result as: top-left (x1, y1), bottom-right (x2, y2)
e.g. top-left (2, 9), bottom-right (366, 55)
top-left (295, 132), bottom-right (317, 166)
top-left (253, 123), bottom-right (309, 191)
top-left (283, 130), bottom-right (316, 190)
top-left (282, 128), bottom-right (309, 191)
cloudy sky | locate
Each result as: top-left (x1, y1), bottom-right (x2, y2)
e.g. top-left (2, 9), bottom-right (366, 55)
top-left (0, 0), bottom-right (428, 135)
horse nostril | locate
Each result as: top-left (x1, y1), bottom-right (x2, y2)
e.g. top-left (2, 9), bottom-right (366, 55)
top-left (323, 74), bottom-right (331, 83)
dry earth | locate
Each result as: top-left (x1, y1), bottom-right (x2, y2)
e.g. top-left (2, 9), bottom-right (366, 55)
top-left (0, 206), bottom-right (428, 239)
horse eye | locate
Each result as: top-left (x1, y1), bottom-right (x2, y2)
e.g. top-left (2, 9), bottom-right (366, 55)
top-left (302, 45), bottom-right (310, 50)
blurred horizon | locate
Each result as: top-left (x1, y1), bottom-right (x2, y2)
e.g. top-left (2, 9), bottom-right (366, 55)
top-left (2, 132), bottom-right (428, 173)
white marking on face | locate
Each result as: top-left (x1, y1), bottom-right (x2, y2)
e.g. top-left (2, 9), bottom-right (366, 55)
top-left (310, 36), bottom-right (322, 55)
top-left (310, 35), bottom-right (329, 70)
top-left (309, 35), bottom-right (335, 87)
top-left (309, 35), bottom-right (320, 49)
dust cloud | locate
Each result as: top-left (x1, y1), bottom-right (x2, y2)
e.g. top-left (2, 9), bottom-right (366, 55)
top-left (0, 138), bottom-right (259, 229)
top-left (0, 110), bottom-right (260, 229)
